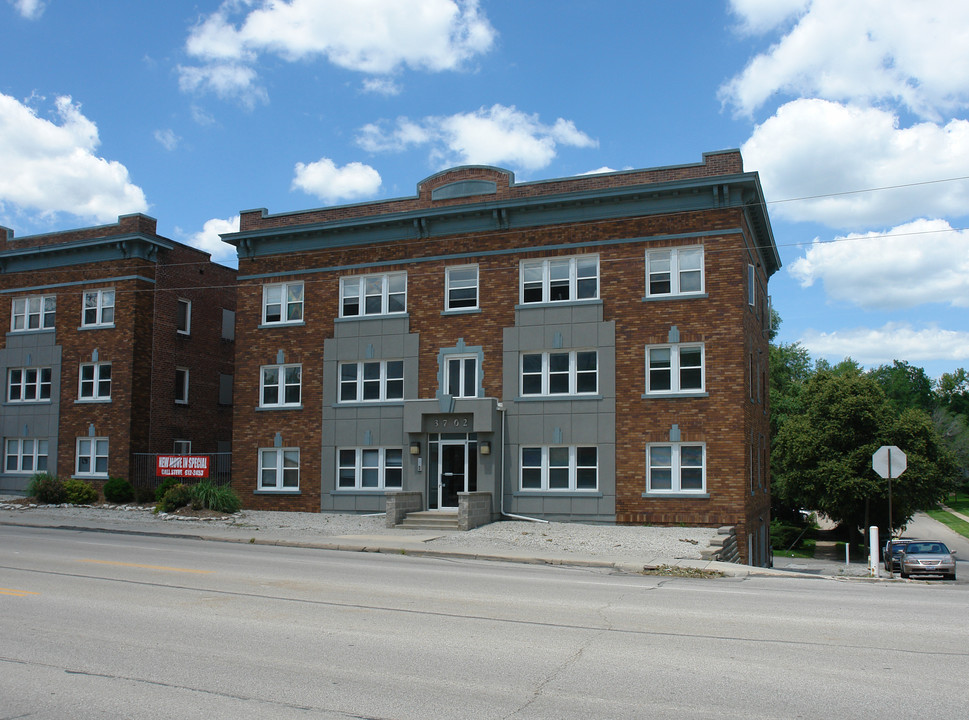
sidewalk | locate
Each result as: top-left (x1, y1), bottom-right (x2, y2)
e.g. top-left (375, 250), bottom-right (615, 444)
top-left (0, 502), bottom-right (843, 580)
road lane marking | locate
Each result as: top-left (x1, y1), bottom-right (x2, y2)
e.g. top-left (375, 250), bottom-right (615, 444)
top-left (1, 587), bottom-right (39, 596)
top-left (79, 559), bottom-right (214, 574)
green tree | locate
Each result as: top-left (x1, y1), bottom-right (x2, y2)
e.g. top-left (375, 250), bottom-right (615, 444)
top-left (768, 341), bottom-right (813, 439)
top-left (772, 370), bottom-right (954, 536)
top-left (936, 368), bottom-right (969, 416)
top-left (868, 360), bottom-right (934, 412)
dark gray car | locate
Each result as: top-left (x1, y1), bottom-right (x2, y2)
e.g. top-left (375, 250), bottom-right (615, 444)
top-left (884, 538), bottom-right (913, 572)
top-left (899, 541), bottom-right (957, 580)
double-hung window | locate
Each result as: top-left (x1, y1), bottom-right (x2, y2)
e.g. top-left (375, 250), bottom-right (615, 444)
top-left (445, 265), bottom-right (478, 311)
top-left (82, 289), bottom-right (114, 327)
top-left (339, 360), bottom-right (403, 402)
top-left (521, 350), bottom-right (597, 396)
top-left (337, 448), bottom-right (403, 490)
top-left (177, 299), bottom-right (192, 334)
top-left (445, 355), bottom-right (478, 398)
top-left (521, 256), bottom-right (598, 304)
top-left (259, 448), bottom-right (300, 490)
top-left (646, 344), bottom-right (704, 394)
top-left (4, 438), bottom-right (48, 474)
top-left (260, 364), bottom-right (301, 407)
top-left (7, 367), bottom-right (52, 402)
top-left (175, 368), bottom-right (189, 404)
top-left (11, 295), bottom-right (55, 331)
top-left (340, 273), bottom-right (406, 317)
top-left (79, 362), bottom-right (111, 400)
top-left (262, 282), bottom-right (304, 325)
top-left (646, 247), bottom-right (704, 297)
top-left (76, 437), bottom-right (109, 477)
top-left (520, 446), bottom-right (598, 491)
top-left (646, 443), bottom-right (705, 494)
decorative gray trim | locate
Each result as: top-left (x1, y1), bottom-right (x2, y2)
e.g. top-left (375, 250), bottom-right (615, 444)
top-left (641, 392), bottom-right (709, 399)
top-left (257, 321), bottom-right (305, 330)
top-left (254, 490), bottom-right (302, 496)
top-left (441, 308), bottom-right (482, 316)
top-left (77, 324), bottom-right (116, 331)
top-left (514, 395), bottom-right (604, 403)
top-left (0, 236), bottom-right (173, 274)
top-left (641, 293), bottom-right (708, 302)
top-left (514, 299), bottom-right (602, 311)
top-left (431, 179), bottom-right (497, 200)
top-left (237, 234), bottom-right (742, 282)
top-left (255, 405), bottom-right (304, 412)
top-left (513, 491), bottom-right (604, 498)
top-left (0, 275), bottom-right (155, 295)
top-left (641, 493), bottom-right (710, 499)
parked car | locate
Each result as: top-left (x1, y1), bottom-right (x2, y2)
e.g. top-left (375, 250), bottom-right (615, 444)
top-left (898, 541), bottom-right (957, 580)
top-left (884, 538), bottom-right (914, 572)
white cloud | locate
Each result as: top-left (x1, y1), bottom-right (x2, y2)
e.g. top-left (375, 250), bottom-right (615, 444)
top-left (154, 129), bottom-right (180, 151)
top-left (186, 215), bottom-right (239, 267)
top-left (789, 219), bottom-right (969, 310)
top-left (8, 0), bottom-right (45, 20)
top-left (181, 0), bottom-right (494, 102)
top-left (800, 323), bottom-right (969, 365)
top-left (357, 105), bottom-right (597, 172)
top-left (742, 99), bottom-right (969, 228)
top-left (362, 77), bottom-right (402, 96)
top-left (728, 0), bottom-right (809, 34)
top-left (178, 62), bottom-right (268, 108)
top-left (291, 158), bottom-right (382, 203)
top-left (0, 93), bottom-right (147, 223)
top-left (722, 0), bottom-right (969, 120)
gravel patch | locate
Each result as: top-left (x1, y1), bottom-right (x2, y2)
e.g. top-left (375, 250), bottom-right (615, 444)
top-left (0, 497), bottom-right (720, 561)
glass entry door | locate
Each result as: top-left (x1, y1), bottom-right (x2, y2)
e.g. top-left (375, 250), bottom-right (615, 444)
top-left (438, 442), bottom-right (466, 509)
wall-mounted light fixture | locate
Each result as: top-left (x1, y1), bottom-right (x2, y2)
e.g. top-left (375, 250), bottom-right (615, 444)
top-left (410, 441), bottom-right (421, 456)
top-left (480, 440), bottom-right (491, 455)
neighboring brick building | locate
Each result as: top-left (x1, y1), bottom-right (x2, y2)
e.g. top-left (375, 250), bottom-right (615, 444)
top-left (224, 150), bottom-right (780, 565)
top-left (0, 214), bottom-right (236, 495)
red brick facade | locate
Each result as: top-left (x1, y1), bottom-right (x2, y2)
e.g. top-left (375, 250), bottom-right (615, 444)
top-left (0, 214), bottom-right (235, 492)
top-left (227, 150), bottom-right (778, 565)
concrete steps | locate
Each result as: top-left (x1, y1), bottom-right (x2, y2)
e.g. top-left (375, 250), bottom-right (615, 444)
top-left (397, 511), bottom-right (459, 530)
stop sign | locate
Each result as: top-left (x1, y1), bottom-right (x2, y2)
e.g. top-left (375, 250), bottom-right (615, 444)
top-left (872, 445), bottom-right (907, 479)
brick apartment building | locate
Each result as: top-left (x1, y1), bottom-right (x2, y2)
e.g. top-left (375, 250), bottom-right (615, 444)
top-left (0, 214), bottom-right (236, 495)
top-left (224, 150), bottom-right (780, 565)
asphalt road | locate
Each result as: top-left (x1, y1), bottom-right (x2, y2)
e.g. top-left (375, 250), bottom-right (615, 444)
top-left (2, 524), bottom-right (968, 719)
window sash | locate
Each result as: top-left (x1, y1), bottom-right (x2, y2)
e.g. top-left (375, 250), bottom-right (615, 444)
top-left (445, 356), bottom-right (478, 398)
top-left (519, 446), bottom-right (598, 491)
top-left (646, 247), bottom-right (704, 296)
top-left (260, 364), bottom-right (302, 407)
top-left (520, 256), bottom-right (598, 304)
top-left (177, 299), bottom-right (191, 334)
top-left (11, 295), bottom-right (55, 331)
top-left (445, 265), bottom-right (479, 310)
top-left (337, 447), bottom-right (403, 490)
top-left (79, 363), bottom-right (111, 400)
top-left (520, 351), bottom-right (597, 396)
top-left (340, 273), bottom-right (407, 317)
top-left (7, 367), bottom-right (52, 402)
top-left (646, 345), bottom-right (704, 393)
top-left (259, 448), bottom-right (300, 490)
top-left (82, 290), bottom-right (115, 326)
top-left (76, 437), bottom-right (109, 476)
top-left (339, 361), bottom-right (403, 402)
top-left (647, 444), bottom-right (706, 493)
top-left (4, 438), bottom-right (49, 474)
top-left (262, 282), bottom-right (304, 324)
top-left (175, 368), bottom-right (189, 404)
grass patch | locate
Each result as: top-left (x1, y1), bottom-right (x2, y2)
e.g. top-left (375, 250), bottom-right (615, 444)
top-left (773, 538), bottom-right (817, 559)
top-left (642, 564), bottom-right (724, 578)
top-left (945, 496), bottom-right (969, 514)
top-left (926, 508), bottom-right (969, 540)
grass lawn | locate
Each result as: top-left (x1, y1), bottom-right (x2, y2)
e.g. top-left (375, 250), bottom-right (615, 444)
top-left (773, 539), bottom-right (816, 558)
top-left (926, 507), bottom-right (969, 540)
top-left (944, 495), bottom-right (969, 514)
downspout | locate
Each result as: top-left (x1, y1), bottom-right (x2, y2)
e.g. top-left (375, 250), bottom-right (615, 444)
top-left (497, 402), bottom-right (547, 524)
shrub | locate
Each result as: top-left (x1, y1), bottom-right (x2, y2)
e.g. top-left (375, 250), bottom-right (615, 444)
top-left (103, 476), bottom-right (135, 504)
top-left (155, 477), bottom-right (180, 503)
top-left (190, 480), bottom-right (241, 514)
top-left (63, 478), bottom-right (98, 505)
top-left (26, 473), bottom-right (67, 504)
top-left (133, 484), bottom-right (156, 505)
top-left (770, 519), bottom-right (815, 551)
top-left (159, 483), bottom-right (193, 513)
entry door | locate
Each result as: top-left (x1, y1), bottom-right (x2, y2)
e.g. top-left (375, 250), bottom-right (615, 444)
top-left (439, 443), bottom-right (466, 509)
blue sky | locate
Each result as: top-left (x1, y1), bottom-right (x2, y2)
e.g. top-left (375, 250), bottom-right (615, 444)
top-left (1, 0), bottom-right (967, 378)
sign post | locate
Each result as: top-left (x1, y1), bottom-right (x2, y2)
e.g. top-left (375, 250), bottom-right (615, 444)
top-left (872, 445), bottom-right (907, 577)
